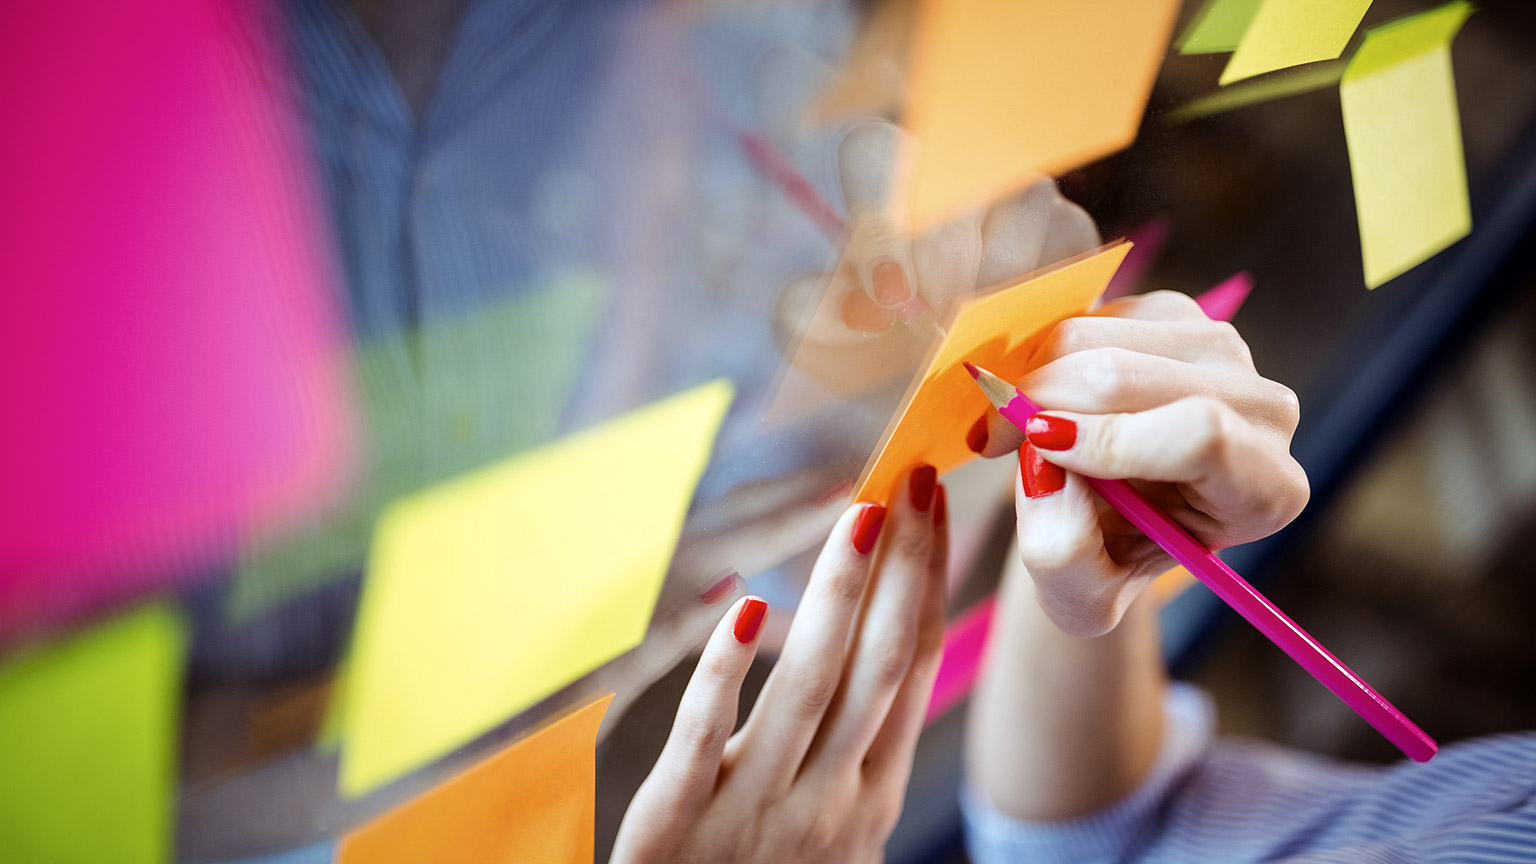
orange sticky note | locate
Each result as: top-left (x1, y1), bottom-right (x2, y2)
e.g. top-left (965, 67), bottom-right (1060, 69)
top-left (337, 693), bottom-right (613, 864)
top-left (902, 0), bottom-right (1180, 228)
top-left (855, 243), bottom-right (1129, 504)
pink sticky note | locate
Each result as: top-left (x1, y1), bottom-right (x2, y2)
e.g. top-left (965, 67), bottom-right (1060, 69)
top-left (1195, 272), bottom-right (1253, 322)
top-left (925, 596), bottom-right (995, 725)
top-left (924, 273), bottom-right (1253, 723)
top-left (1101, 218), bottom-right (1173, 303)
top-left (0, 0), bottom-right (352, 636)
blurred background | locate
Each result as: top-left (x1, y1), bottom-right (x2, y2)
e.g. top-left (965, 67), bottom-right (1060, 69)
top-left (1, 1), bottom-right (1533, 862)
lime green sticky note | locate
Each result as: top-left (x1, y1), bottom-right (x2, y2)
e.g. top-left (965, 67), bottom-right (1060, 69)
top-left (0, 604), bottom-right (185, 864)
top-left (1178, 0), bottom-right (1264, 55)
top-left (1221, 0), bottom-right (1373, 85)
top-left (338, 379), bottom-right (734, 797)
top-left (1342, 2), bottom-right (1473, 288)
top-left (1164, 60), bottom-right (1345, 125)
top-left (227, 274), bottom-right (607, 623)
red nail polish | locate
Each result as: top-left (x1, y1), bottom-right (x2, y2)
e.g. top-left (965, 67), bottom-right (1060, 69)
top-left (851, 504), bottom-right (887, 555)
top-left (700, 571), bottom-right (738, 606)
top-left (966, 414), bottom-right (989, 453)
top-left (932, 484), bottom-right (947, 525)
top-left (1025, 414), bottom-right (1077, 451)
top-left (1020, 443), bottom-right (1066, 499)
top-left (871, 261), bottom-right (911, 306)
top-left (841, 290), bottom-right (897, 331)
top-left (733, 598), bottom-right (767, 643)
top-left (910, 464), bottom-right (937, 512)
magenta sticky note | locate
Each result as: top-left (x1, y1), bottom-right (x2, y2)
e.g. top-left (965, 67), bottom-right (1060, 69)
top-left (926, 596), bottom-right (996, 726)
top-left (1195, 272), bottom-right (1253, 322)
top-left (1101, 217), bottom-right (1172, 303)
top-left (0, 0), bottom-right (352, 636)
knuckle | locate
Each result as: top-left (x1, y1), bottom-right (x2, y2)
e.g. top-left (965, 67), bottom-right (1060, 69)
top-left (1208, 320), bottom-right (1254, 366)
top-left (1181, 397), bottom-right (1236, 465)
top-left (673, 709), bottom-right (729, 755)
top-left (865, 631), bottom-right (917, 687)
top-left (821, 562), bottom-right (870, 605)
top-left (788, 665), bottom-right (840, 718)
top-left (1267, 380), bottom-right (1302, 435)
top-left (697, 647), bottom-right (739, 684)
top-left (1075, 347), bottom-right (1138, 406)
top-left (1046, 317), bottom-right (1103, 359)
top-left (1139, 289), bottom-right (1204, 319)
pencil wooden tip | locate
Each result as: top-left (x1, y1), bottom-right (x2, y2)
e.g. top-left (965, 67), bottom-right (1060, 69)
top-left (962, 361), bottom-right (981, 380)
top-left (964, 362), bottom-right (1015, 409)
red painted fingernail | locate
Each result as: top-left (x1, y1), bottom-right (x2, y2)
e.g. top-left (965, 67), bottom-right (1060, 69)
top-left (1025, 414), bottom-right (1077, 451)
top-left (851, 504), bottom-right (887, 555)
top-left (733, 598), bottom-right (767, 643)
top-left (966, 414), bottom-right (989, 453)
top-left (1020, 443), bottom-right (1066, 499)
top-left (841, 290), bottom-right (897, 331)
top-left (871, 261), bottom-right (911, 306)
top-left (910, 464), bottom-right (937, 512)
top-left (932, 483), bottom-right (947, 525)
top-left (699, 571), bottom-right (739, 606)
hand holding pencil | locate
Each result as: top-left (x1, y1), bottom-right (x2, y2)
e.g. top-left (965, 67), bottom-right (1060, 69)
top-left (965, 290), bottom-right (1435, 762)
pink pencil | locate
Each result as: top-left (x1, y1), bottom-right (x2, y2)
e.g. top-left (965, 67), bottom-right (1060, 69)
top-left (963, 361), bottom-right (1438, 763)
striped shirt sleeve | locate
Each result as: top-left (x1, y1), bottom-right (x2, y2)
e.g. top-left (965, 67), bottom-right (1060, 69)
top-left (962, 683), bottom-right (1536, 864)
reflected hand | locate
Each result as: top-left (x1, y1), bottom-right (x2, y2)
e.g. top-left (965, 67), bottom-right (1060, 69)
top-left (776, 119), bottom-right (1099, 392)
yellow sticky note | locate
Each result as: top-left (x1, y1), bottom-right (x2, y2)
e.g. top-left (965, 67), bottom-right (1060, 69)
top-left (902, 0), bottom-right (1180, 228)
top-left (0, 604), bottom-right (185, 864)
top-left (1341, 2), bottom-right (1473, 289)
top-left (1178, 0), bottom-right (1264, 55)
top-left (855, 244), bottom-right (1129, 504)
top-left (339, 381), bottom-right (732, 796)
top-left (1221, 0), bottom-right (1373, 85)
top-left (338, 694), bottom-right (612, 864)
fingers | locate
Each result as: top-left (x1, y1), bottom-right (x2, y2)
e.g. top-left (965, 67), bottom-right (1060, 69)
top-left (645, 595), bottom-right (768, 811)
top-left (1023, 400), bottom-right (1310, 548)
top-left (807, 466), bottom-right (939, 767)
top-left (1013, 443), bottom-right (1151, 637)
top-left (972, 350), bottom-right (1295, 459)
top-left (863, 483), bottom-right (950, 783)
top-left (1029, 315), bottom-right (1256, 372)
top-left (735, 501), bottom-right (886, 782)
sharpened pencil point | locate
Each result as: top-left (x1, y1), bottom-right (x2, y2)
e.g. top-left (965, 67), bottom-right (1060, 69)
top-left (962, 361), bottom-right (980, 380)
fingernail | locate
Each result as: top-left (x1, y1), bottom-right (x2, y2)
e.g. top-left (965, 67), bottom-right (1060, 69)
top-left (841, 290), bottom-right (897, 331)
top-left (871, 260), bottom-right (911, 306)
top-left (1025, 414), bottom-right (1077, 451)
top-left (966, 414), bottom-right (989, 453)
top-left (932, 483), bottom-right (947, 525)
top-left (1020, 443), bottom-right (1066, 499)
top-left (699, 571), bottom-right (739, 606)
top-left (851, 503), bottom-right (887, 555)
top-left (910, 464), bottom-right (937, 512)
top-left (733, 597), bottom-right (767, 643)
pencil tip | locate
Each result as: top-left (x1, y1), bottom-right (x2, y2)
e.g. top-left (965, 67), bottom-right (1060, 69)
top-left (962, 361), bottom-right (981, 380)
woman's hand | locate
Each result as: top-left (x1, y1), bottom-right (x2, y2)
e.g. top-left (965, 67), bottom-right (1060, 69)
top-left (611, 465), bottom-right (949, 864)
top-left (972, 290), bottom-right (1309, 637)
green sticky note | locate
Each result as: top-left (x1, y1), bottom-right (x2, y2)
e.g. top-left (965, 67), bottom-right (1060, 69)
top-left (1178, 0), bottom-right (1264, 55)
top-left (1342, 2), bottom-right (1473, 288)
top-left (1164, 60), bottom-right (1345, 125)
top-left (338, 379), bottom-right (734, 797)
top-left (227, 274), bottom-right (607, 622)
top-left (0, 605), bottom-right (185, 864)
top-left (1221, 0), bottom-right (1373, 85)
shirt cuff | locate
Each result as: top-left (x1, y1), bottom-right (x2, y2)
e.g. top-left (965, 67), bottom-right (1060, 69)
top-left (961, 683), bottom-right (1215, 864)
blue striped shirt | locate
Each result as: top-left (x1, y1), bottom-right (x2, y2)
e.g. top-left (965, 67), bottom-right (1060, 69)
top-left (963, 685), bottom-right (1536, 863)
